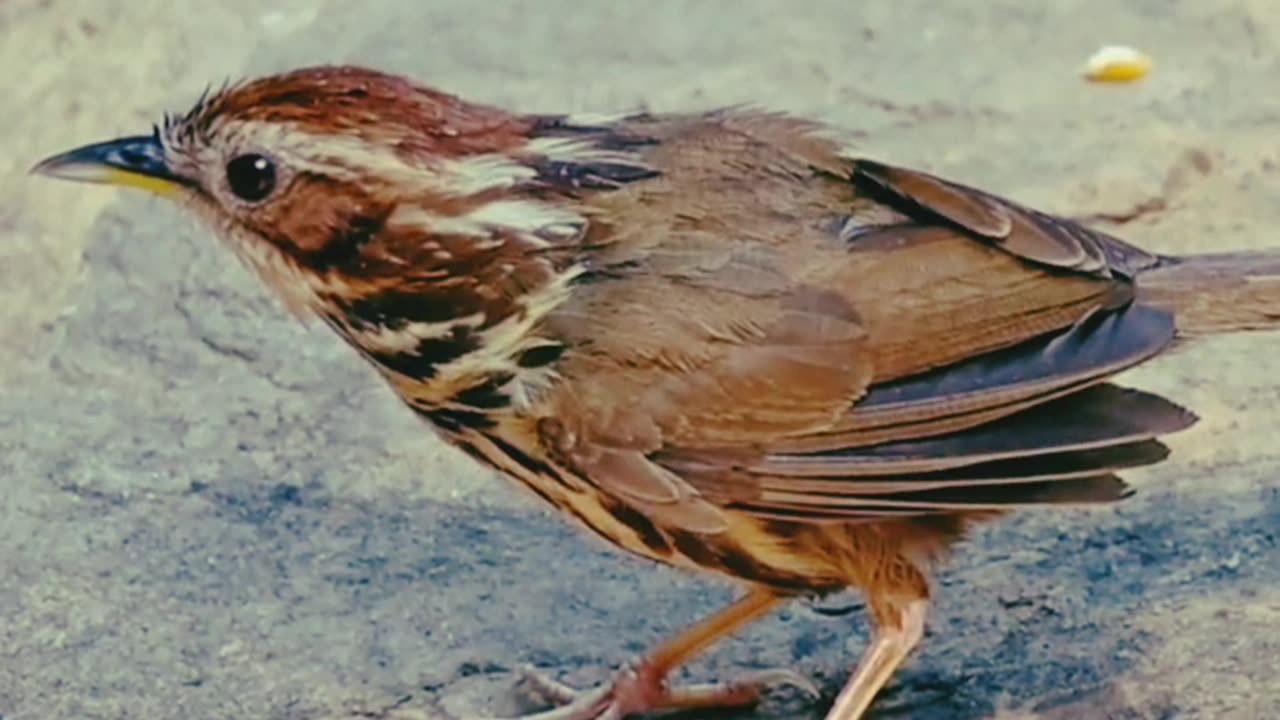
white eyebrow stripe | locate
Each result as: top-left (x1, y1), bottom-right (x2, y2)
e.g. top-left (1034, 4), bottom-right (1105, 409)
top-left (188, 120), bottom-right (537, 196)
top-left (435, 153), bottom-right (538, 195)
top-left (177, 117), bottom-right (654, 204)
top-left (462, 199), bottom-right (585, 236)
top-left (387, 200), bottom-right (586, 248)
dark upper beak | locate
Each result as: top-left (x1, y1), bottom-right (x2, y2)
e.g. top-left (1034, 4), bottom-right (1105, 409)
top-left (30, 134), bottom-right (185, 196)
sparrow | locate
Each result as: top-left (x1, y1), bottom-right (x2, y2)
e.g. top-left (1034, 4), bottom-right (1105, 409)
top-left (32, 65), bottom-right (1280, 720)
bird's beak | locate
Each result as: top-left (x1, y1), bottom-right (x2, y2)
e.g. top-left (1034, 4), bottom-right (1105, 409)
top-left (30, 134), bottom-right (185, 197)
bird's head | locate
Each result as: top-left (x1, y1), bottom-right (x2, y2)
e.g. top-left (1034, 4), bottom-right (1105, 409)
top-left (36, 67), bottom-right (559, 303)
top-left (33, 65), bottom-right (658, 401)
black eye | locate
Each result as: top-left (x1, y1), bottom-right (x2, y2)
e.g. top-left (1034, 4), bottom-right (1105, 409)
top-left (225, 154), bottom-right (276, 202)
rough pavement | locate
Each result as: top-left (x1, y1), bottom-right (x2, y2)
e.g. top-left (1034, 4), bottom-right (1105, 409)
top-left (3, 1), bottom-right (1279, 719)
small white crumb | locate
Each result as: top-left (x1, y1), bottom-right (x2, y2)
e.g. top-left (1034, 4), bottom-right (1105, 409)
top-left (1084, 45), bottom-right (1153, 83)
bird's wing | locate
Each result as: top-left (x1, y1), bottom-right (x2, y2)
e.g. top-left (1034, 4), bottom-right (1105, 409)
top-left (532, 113), bottom-right (1192, 527)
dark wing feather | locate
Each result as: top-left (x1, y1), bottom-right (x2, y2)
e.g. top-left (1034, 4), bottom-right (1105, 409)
top-left (671, 384), bottom-right (1192, 522)
top-left (850, 158), bottom-right (1166, 278)
top-left (766, 303), bottom-right (1177, 454)
top-left (751, 384), bottom-right (1196, 477)
top-left (738, 477), bottom-right (1135, 522)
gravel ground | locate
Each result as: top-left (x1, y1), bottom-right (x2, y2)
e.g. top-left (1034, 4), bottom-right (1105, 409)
top-left (3, 2), bottom-right (1279, 719)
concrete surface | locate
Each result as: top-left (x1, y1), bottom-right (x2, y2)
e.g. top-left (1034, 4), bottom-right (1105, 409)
top-left (3, 1), bottom-right (1279, 719)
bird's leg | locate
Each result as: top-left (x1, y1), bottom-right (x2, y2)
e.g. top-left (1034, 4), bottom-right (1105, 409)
top-left (823, 598), bottom-right (929, 720)
top-left (485, 586), bottom-right (817, 720)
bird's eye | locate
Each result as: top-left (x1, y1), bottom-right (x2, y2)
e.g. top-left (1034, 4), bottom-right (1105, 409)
top-left (225, 154), bottom-right (276, 202)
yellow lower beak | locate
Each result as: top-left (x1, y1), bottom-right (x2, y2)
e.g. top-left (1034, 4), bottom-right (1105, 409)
top-left (31, 134), bottom-right (185, 197)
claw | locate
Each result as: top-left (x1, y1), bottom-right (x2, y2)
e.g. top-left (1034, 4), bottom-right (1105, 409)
top-left (467, 682), bottom-right (611, 720)
top-left (498, 663), bottom-right (817, 719)
top-left (518, 665), bottom-right (580, 706)
top-left (657, 667), bottom-right (817, 712)
top-left (730, 667), bottom-right (822, 700)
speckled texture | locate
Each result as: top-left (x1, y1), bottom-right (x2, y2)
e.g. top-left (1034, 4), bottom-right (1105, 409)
top-left (3, 1), bottom-right (1279, 719)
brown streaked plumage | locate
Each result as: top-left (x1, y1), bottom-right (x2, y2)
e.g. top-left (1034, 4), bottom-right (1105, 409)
top-left (31, 65), bottom-right (1280, 720)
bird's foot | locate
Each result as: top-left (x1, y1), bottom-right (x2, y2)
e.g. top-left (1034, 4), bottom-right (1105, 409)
top-left (491, 661), bottom-right (818, 720)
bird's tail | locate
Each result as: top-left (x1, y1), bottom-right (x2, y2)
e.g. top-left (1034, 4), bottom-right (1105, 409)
top-left (1137, 250), bottom-right (1280, 335)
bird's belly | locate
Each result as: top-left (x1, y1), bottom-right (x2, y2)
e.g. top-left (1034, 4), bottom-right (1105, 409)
top-left (449, 429), bottom-right (850, 590)
top-left (538, 481), bottom-right (841, 592)
top-left (455, 430), bottom-right (693, 567)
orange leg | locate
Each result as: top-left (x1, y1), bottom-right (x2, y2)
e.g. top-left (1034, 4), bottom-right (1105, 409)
top-left (488, 587), bottom-right (816, 720)
top-left (823, 598), bottom-right (929, 720)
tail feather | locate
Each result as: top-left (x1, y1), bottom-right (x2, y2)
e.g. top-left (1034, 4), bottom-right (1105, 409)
top-left (1138, 251), bottom-right (1280, 335)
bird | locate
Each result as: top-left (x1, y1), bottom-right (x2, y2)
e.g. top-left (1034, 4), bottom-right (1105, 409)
top-left (31, 65), bottom-right (1280, 720)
